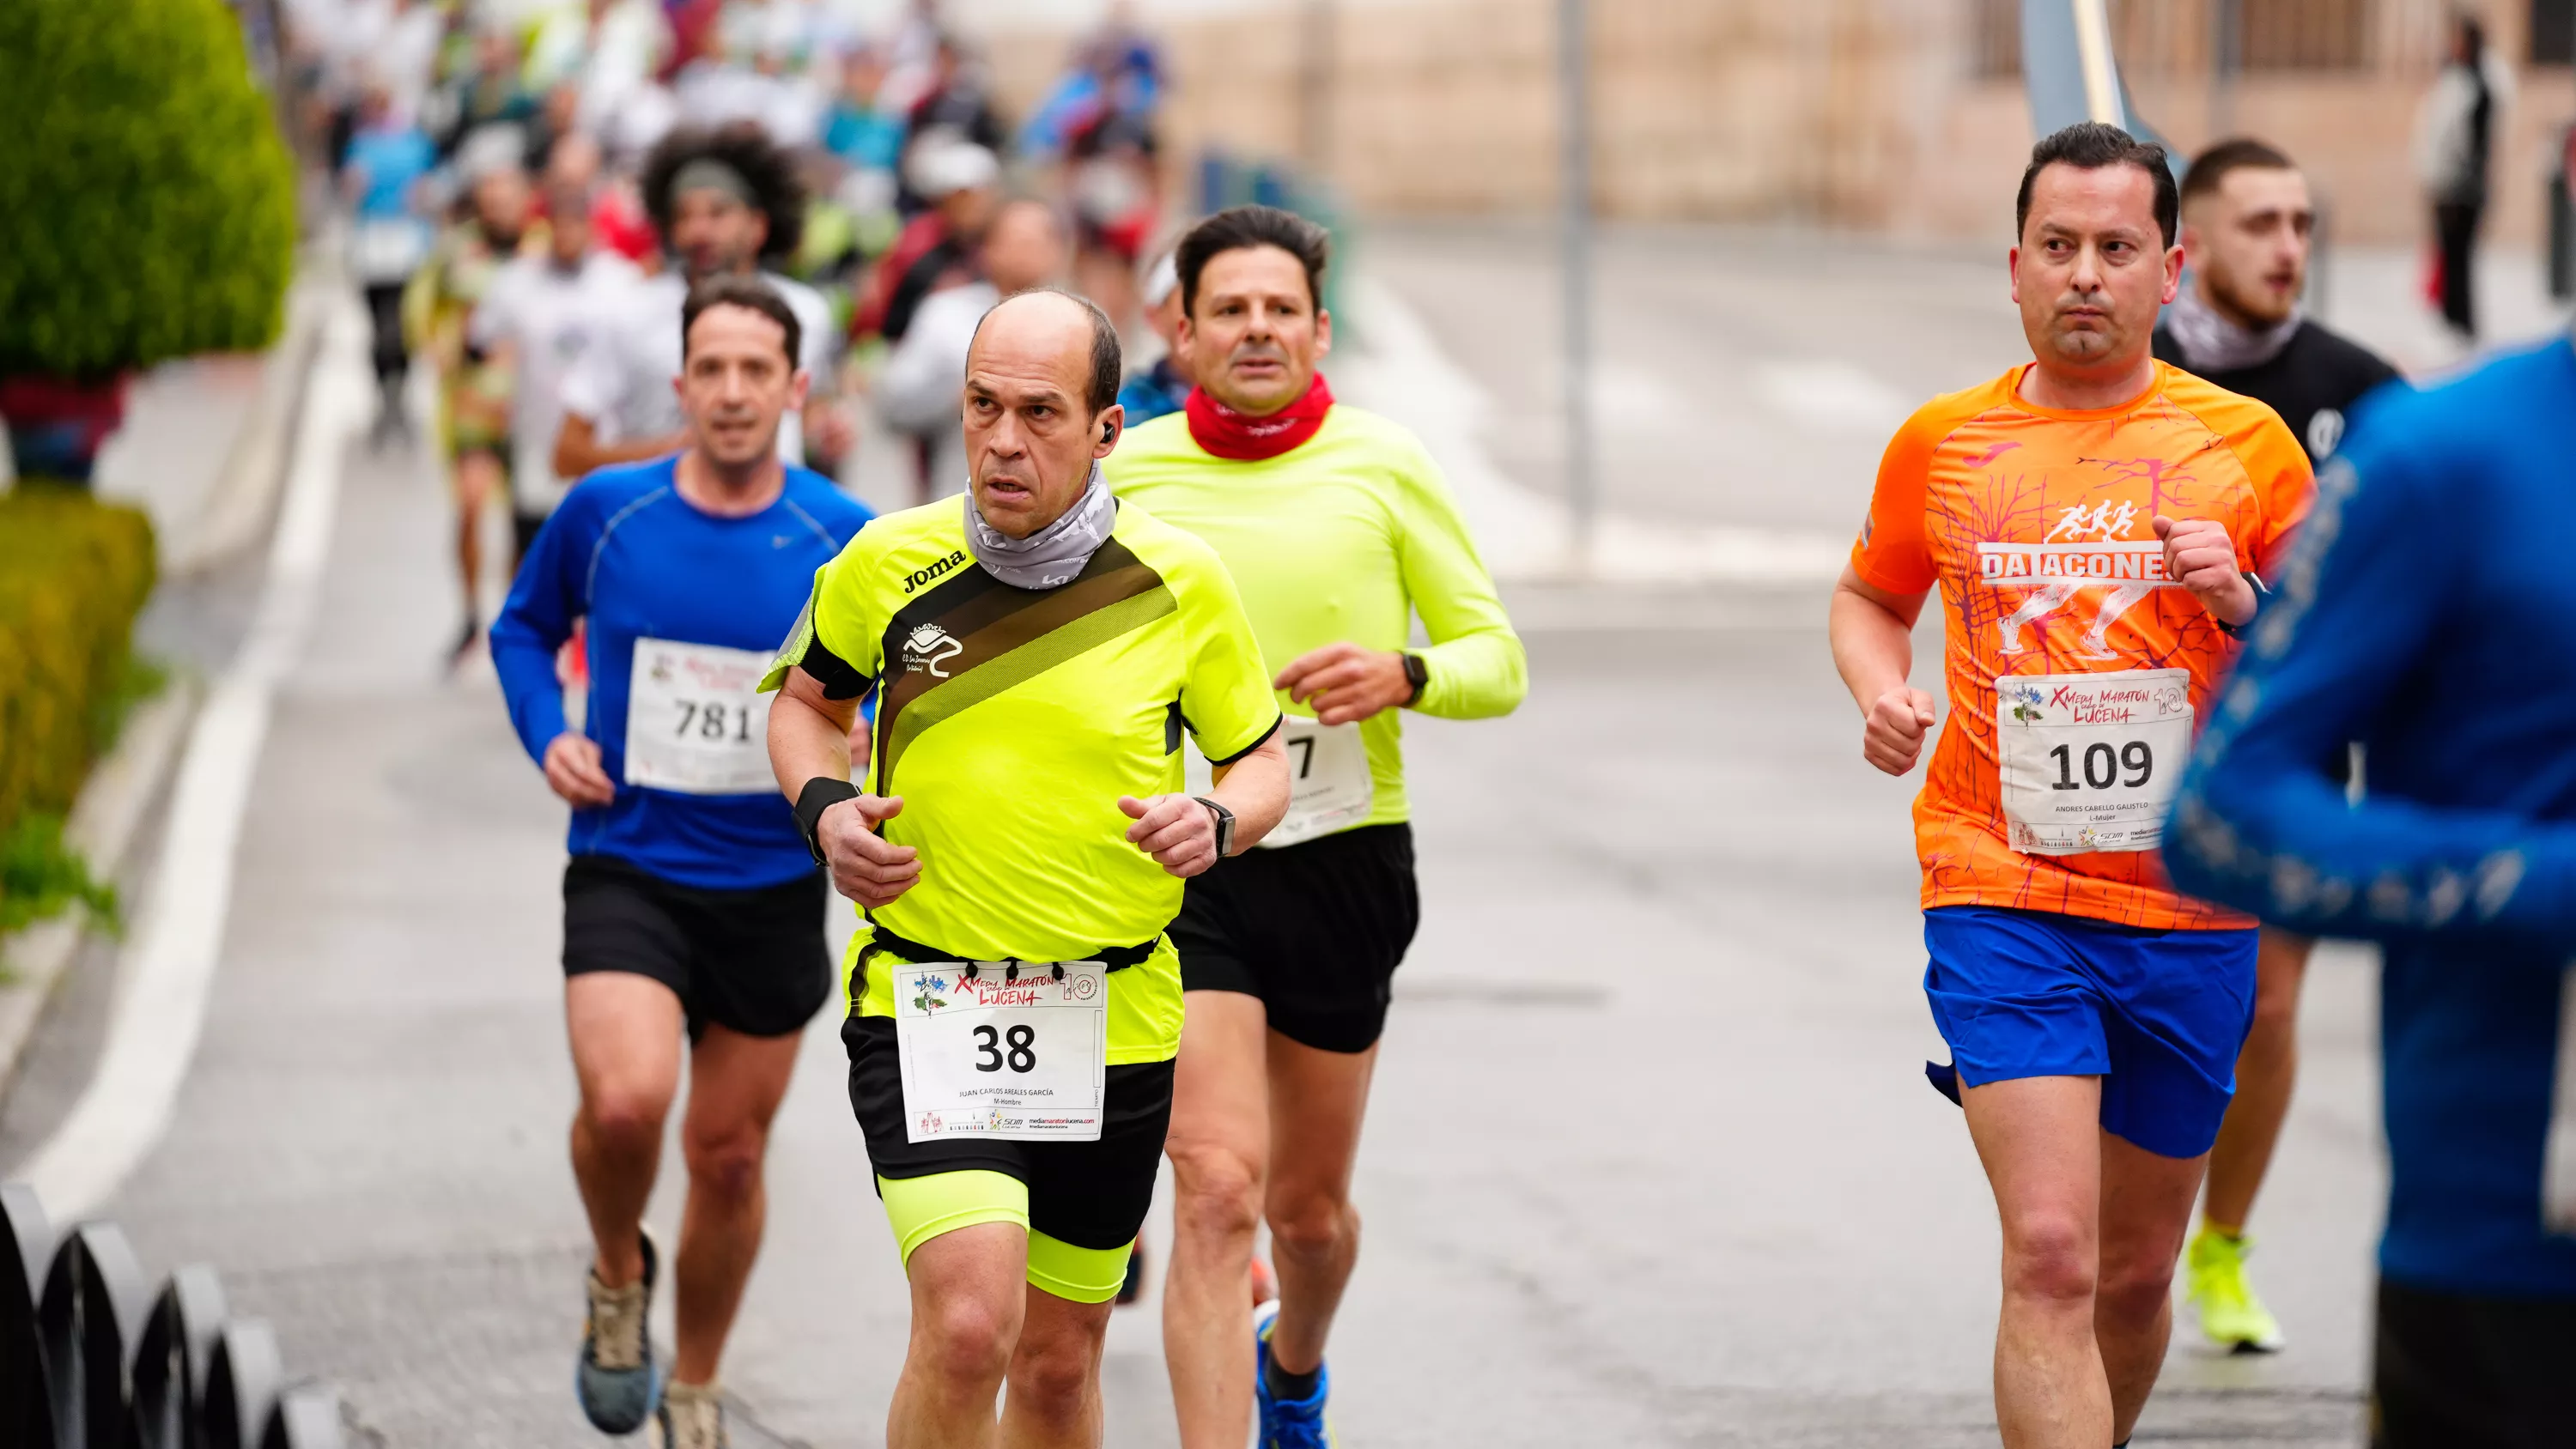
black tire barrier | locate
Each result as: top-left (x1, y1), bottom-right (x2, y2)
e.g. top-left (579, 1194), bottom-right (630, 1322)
top-left (0, 1182), bottom-right (342, 1449)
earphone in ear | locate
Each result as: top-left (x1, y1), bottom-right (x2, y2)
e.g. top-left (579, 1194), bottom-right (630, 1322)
top-left (1100, 422), bottom-right (1115, 443)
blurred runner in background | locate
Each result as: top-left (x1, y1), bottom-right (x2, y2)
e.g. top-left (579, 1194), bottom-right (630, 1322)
top-left (554, 124), bottom-right (850, 482)
top-left (2150, 136), bottom-right (2403, 1356)
top-left (342, 76), bottom-right (439, 448)
top-left (2167, 330), bottom-right (2576, 1449)
top-left (409, 137), bottom-right (539, 663)
top-left (436, 27), bottom-right (538, 164)
top-left (855, 140), bottom-right (1001, 347)
top-left (873, 197), bottom-right (1069, 503)
top-left (471, 155), bottom-right (642, 577)
top-left (493, 276), bottom-right (871, 1449)
top-left (1117, 248), bottom-right (1194, 427)
top-left (2415, 13), bottom-right (2511, 343)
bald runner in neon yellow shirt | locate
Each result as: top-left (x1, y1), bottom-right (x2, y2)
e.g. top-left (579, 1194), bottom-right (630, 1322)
top-left (1107, 206), bottom-right (1525, 1449)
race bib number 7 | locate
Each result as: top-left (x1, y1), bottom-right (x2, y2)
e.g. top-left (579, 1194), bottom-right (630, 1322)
top-left (1185, 715), bottom-right (1372, 850)
top-left (1996, 669), bottom-right (2191, 856)
top-left (895, 961), bottom-right (1108, 1143)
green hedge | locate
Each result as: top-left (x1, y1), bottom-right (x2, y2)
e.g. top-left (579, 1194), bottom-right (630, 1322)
top-left (0, 487), bottom-right (157, 849)
top-left (0, 0), bottom-right (295, 378)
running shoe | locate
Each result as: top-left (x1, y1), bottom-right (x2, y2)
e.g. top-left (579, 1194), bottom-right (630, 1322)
top-left (1253, 1300), bottom-right (1336, 1448)
top-left (2185, 1226), bottom-right (2283, 1353)
top-left (576, 1229), bottom-right (665, 1432)
top-left (654, 1379), bottom-right (726, 1449)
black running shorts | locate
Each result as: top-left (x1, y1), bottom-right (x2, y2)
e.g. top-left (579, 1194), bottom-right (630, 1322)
top-left (841, 1011), bottom-right (1175, 1253)
top-left (561, 855), bottom-right (831, 1041)
top-left (1169, 822), bottom-right (1420, 1053)
top-left (2372, 1275), bottom-right (2576, 1448)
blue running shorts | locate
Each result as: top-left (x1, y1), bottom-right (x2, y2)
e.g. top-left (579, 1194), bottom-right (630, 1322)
top-left (1922, 906), bottom-right (2257, 1160)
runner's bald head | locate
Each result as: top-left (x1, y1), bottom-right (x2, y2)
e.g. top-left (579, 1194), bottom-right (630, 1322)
top-left (968, 288), bottom-right (1121, 417)
top-left (962, 289), bottom-right (1128, 539)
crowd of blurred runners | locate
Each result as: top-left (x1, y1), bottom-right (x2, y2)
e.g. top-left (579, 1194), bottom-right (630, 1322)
top-left (282, 0), bottom-right (1178, 657)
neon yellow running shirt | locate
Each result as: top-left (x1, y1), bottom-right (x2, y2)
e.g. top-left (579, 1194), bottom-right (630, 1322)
top-left (1103, 404), bottom-right (1525, 830)
top-left (763, 496), bottom-right (1280, 1063)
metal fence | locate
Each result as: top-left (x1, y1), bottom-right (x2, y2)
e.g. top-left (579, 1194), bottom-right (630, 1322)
top-left (2, 1184), bottom-right (343, 1449)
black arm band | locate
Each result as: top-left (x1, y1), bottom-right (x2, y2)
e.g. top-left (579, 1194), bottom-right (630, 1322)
top-left (793, 777), bottom-right (862, 864)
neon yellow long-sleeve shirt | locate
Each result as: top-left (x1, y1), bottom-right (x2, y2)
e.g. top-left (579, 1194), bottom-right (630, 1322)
top-left (1104, 403), bottom-right (1526, 829)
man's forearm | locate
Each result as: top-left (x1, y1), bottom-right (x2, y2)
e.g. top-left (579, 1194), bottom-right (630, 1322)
top-left (767, 688), bottom-right (860, 803)
top-left (1208, 737), bottom-right (1291, 850)
top-left (1829, 586), bottom-right (1916, 712)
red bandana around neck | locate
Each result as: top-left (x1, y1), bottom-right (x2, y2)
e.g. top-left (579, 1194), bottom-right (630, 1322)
top-left (1183, 373), bottom-right (1335, 461)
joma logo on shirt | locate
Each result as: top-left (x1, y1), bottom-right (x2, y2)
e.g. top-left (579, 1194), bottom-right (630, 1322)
top-left (902, 550), bottom-right (969, 595)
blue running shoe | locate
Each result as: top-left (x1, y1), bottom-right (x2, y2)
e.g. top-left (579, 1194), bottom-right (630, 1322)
top-left (1253, 1301), bottom-right (1336, 1448)
top-left (576, 1229), bottom-right (664, 1433)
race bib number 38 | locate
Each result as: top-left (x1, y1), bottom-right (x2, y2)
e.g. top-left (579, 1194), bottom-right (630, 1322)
top-left (624, 638), bottom-right (777, 795)
top-left (896, 961), bottom-right (1108, 1143)
top-left (1996, 669), bottom-right (2192, 857)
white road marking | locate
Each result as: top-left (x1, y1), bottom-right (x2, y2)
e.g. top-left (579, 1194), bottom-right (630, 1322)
top-left (1337, 277), bottom-right (1848, 585)
top-left (21, 299), bottom-right (368, 1222)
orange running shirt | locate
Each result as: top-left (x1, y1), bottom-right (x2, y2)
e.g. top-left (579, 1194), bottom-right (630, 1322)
top-left (1851, 361), bottom-right (2313, 931)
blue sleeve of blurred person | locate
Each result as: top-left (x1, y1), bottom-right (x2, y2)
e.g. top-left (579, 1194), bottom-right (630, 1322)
top-left (349, 127), bottom-right (438, 217)
top-left (489, 488), bottom-right (590, 765)
top-left (2166, 360), bottom-right (2576, 946)
top-left (1017, 70), bottom-right (1103, 158)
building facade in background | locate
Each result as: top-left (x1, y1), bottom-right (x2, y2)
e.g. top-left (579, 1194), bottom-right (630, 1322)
top-left (983, 0), bottom-right (2574, 247)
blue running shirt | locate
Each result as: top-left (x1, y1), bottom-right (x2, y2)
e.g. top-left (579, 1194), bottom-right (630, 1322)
top-left (2170, 336), bottom-right (2576, 1298)
top-left (493, 455), bottom-right (872, 889)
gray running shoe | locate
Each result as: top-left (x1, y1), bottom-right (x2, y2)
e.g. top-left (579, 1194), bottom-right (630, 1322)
top-left (655, 1380), bottom-right (727, 1449)
top-left (576, 1230), bottom-right (663, 1433)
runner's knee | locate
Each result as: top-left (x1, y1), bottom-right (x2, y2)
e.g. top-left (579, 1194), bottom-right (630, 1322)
top-left (680, 1121), bottom-right (769, 1201)
top-left (1170, 1142), bottom-right (1263, 1245)
top-left (914, 1291), bottom-right (1018, 1387)
top-left (1999, 1212), bottom-right (2095, 1307)
top-left (1267, 1191), bottom-right (1355, 1259)
top-left (2095, 1248), bottom-right (2177, 1326)
top-left (1007, 1327), bottom-right (1103, 1415)
top-left (580, 1085), bottom-right (670, 1152)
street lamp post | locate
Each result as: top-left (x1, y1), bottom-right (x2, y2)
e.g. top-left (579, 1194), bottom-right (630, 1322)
top-left (1559, 0), bottom-right (1595, 571)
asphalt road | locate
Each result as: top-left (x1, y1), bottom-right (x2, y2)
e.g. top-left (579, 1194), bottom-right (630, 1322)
top-left (0, 227), bottom-right (2436, 1446)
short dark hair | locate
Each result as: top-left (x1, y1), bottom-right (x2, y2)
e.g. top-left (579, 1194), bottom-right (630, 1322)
top-left (1175, 205), bottom-right (1330, 318)
top-left (681, 275), bottom-right (803, 367)
top-left (641, 123), bottom-right (805, 262)
top-left (2014, 122), bottom-right (2178, 249)
top-left (2179, 136), bottom-right (2298, 209)
top-left (967, 288), bottom-right (1124, 415)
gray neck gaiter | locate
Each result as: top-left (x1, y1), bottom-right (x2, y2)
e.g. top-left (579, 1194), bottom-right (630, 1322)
top-left (963, 464), bottom-right (1115, 591)
top-left (2166, 282), bottom-right (2302, 374)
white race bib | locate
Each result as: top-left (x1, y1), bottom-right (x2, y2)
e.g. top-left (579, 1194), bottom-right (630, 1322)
top-left (1186, 715), bottom-right (1373, 850)
top-left (893, 960), bottom-right (1108, 1143)
top-left (349, 218), bottom-right (427, 282)
top-left (1996, 669), bottom-right (2191, 856)
top-left (623, 638), bottom-right (776, 795)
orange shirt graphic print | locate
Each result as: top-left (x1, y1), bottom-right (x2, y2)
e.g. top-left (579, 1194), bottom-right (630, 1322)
top-left (1851, 361), bottom-right (2312, 931)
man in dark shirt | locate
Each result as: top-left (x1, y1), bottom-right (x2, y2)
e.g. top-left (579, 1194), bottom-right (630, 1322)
top-left (2152, 136), bottom-right (2403, 1356)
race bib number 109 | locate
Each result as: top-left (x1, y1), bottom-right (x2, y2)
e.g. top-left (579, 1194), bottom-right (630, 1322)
top-left (1996, 669), bottom-right (2192, 856)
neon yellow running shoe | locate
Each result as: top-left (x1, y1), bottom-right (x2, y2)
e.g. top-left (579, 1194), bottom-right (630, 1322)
top-left (2185, 1226), bottom-right (2283, 1353)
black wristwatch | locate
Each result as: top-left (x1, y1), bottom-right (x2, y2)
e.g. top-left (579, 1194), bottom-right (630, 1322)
top-left (1193, 796), bottom-right (1237, 857)
top-left (1400, 651), bottom-right (1429, 706)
